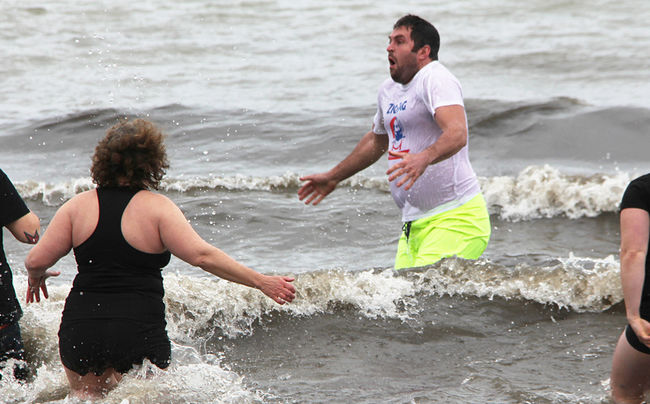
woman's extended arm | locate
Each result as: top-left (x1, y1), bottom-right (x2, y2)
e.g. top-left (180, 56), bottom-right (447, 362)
top-left (156, 195), bottom-right (295, 304)
top-left (23, 199), bottom-right (78, 302)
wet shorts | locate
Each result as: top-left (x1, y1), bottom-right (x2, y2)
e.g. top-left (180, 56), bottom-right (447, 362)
top-left (59, 319), bottom-right (171, 376)
top-left (395, 193), bottom-right (491, 270)
top-left (0, 322), bottom-right (29, 380)
top-left (625, 324), bottom-right (650, 354)
top-left (0, 322), bottom-right (24, 362)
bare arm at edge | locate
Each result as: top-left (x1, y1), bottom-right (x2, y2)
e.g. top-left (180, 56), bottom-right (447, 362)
top-left (6, 211), bottom-right (40, 244)
top-left (620, 207), bottom-right (650, 347)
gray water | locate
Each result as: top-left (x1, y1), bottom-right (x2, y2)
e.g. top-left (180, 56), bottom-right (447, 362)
top-left (1, 1), bottom-right (649, 402)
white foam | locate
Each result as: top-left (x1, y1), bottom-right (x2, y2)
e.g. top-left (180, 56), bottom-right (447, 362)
top-left (481, 165), bottom-right (631, 221)
top-left (106, 358), bottom-right (263, 404)
top-left (13, 251), bottom-right (623, 358)
top-left (13, 166), bottom-right (635, 221)
top-left (4, 255), bottom-right (622, 401)
top-left (163, 254), bottom-right (622, 346)
top-left (163, 268), bottom-right (417, 343)
top-left (0, 362), bottom-right (69, 403)
top-left (163, 172), bottom-right (301, 193)
top-left (15, 178), bottom-right (95, 206)
top-left (407, 254), bottom-right (622, 312)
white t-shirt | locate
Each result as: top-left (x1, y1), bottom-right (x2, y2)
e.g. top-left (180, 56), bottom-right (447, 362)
top-left (373, 61), bottom-right (481, 222)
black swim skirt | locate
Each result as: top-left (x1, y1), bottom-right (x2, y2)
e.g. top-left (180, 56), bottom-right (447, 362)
top-left (58, 319), bottom-right (171, 376)
top-left (625, 324), bottom-right (650, 355)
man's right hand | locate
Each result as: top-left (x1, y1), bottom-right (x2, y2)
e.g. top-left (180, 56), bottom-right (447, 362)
top-left (298, 173), bottom-right (338, 205)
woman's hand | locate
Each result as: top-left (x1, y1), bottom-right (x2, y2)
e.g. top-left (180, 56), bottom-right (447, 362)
top-left (629, 316), bottom-right (650, 348)
top-left (258, 275), bottom-right (296, 304)
top-left (26, 270), bottom-right (61, 303)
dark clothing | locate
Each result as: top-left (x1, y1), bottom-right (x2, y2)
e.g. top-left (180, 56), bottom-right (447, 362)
top-left (0, 169), bottom-right (29, 326)
top-left (620, 173), bottom-right (650, 353)
top-left (626, 324), bottom-right (650, 354)
top-left (0, 322), bottom-right (28, 380)
top-left (59, 319), bottom-right (171, 375)
top-left (59, 187), bottom-right (172, 375)
top-left (0, 323), bottom-right (25, 361)
top-left (0, 169), bottom-right (30, 380)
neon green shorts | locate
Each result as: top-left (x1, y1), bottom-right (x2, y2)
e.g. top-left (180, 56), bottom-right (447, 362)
top-left (394, 193), bottom-right (491, 270)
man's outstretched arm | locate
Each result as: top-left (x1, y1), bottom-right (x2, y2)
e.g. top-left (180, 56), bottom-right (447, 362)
top-left (298, 131), bottom-right (388, 205)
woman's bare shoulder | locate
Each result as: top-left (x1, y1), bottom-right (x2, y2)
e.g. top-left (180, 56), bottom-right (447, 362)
top-left (60, 189), bottom-right (97, 210)
top-left (136, 189), bottom-right (173, 202)
top-left (134, 190), bottom-right (179, 212)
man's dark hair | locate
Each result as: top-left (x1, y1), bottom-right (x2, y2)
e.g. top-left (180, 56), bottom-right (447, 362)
top-left (394, 14), bottom-right (440, 60)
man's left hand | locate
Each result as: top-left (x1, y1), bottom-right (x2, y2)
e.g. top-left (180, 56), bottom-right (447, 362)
top-left (386, 150), bottom-right (430, 190)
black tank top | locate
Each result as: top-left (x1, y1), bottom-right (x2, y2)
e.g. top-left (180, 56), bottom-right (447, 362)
top-left (62, 188), bottom-right (171, 323)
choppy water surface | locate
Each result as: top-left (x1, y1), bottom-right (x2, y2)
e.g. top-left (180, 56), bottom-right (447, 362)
top-left (2, 0), bottom-right (649, 402)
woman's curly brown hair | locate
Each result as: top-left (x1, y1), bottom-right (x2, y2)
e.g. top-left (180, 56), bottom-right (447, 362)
top-left (91, 119), bottom-right (169, 190)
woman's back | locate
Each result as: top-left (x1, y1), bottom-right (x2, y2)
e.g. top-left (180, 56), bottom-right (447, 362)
top-left (64, 187), bottom-right (171, 322)
top-left (73, 188), bottom-right (170, 275)
top-left (69, 188), bottom-right (169, 255)
top-left (59, 187), bottom-right (173, 376)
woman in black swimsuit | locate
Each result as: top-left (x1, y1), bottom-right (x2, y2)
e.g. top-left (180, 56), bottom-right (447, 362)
top-left (610, 174), bottom-right (650, 403)
top-left (25, 119), bottom-right (296, 399)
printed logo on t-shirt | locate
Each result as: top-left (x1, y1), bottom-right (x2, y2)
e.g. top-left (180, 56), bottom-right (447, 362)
top-left (388, 116), bottom-right (409, 159)
top-left (386, 101), bottom-right (407, 114)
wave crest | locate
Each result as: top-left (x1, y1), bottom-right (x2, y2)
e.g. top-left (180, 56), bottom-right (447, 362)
top-left (161, 255), bottom-right (621, 340)
top-left (481, 165), bottom-right (629, 220)
top-left (14, 165), bottom-right (632, 220)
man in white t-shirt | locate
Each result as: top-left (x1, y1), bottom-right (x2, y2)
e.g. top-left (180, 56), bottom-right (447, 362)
top-left (298, 14), bottom-right (490, 269)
